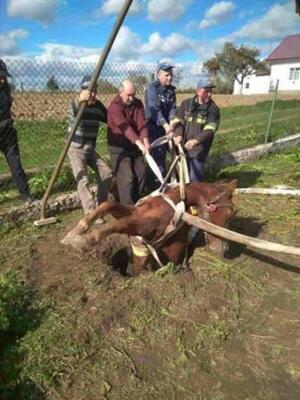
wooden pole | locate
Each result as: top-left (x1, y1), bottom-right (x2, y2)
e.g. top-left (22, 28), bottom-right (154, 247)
top-left (265, 79), bottom-right (279, 144)
top-left (182, 212), bottom-right (300, 258)
top-left (38, 0), bottom-right (134, 223)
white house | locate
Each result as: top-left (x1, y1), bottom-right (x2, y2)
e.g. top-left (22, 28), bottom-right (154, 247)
top-left (233, 34), bottom-right (300, 95)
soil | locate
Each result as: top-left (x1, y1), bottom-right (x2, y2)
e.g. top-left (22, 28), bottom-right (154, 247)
top-left (12, 91), bottom-right (300, 120)
top-left (1, 195), bottom-right (300, 399)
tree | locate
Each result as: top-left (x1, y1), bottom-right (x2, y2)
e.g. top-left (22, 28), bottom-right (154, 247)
top-left (204, 42), bottom-right (268, 94)
top-left (46, 75), bottom-right (59, 91)
top-left (97, 79), bottom-right (117, 93)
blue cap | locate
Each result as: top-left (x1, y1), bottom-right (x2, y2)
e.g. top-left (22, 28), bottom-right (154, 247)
top-left (157, 61), bottom-right (174, 72)
top-left (80, 74), bottom-right (96, 89)
top-left (196, 76), bottom-right (215, 89)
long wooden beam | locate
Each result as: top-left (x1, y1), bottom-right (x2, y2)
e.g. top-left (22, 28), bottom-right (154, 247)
top-left (182, 213), bottom-right (300, 258)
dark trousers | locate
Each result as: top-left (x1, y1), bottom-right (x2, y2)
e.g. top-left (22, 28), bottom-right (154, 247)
top-left (0, 127), bottom-right (29, 195)
top-left (187, 157), bottom-right (205, 182)
top-left (109, 146), bottom-right (145, 205)
top-left (147, 125), bottom-right (167, 191)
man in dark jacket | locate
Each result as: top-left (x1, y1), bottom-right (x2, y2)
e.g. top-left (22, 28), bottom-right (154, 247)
top-left (67, 74), bottom-right (112, 219)
top-left (0, 59), bottom-right (33, 203)
top-left (107, 80), bottom-right (150, 205)
top-left (173, 77), bottom-right (220, 182)
top-left (145, 62), bottom-right (176, 179)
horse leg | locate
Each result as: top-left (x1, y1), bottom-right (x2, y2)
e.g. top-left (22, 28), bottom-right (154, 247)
top-left (78, 201), bottom-right (134, 232)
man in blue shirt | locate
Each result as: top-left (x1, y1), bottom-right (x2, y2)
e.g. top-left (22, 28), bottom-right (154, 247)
top-left (145, 62), bottom-right (176, 182)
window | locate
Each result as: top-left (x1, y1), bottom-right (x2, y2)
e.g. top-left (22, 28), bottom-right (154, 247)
top-left (245, 82), bottom-right (250, 89)
top-left (289, 67), bottom-right (300, 80)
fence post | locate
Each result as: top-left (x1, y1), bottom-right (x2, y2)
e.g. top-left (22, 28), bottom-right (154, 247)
top-left (265, 79), bottom-right (279, 144)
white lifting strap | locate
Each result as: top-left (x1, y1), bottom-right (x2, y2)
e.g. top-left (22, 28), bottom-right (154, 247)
top-left (131, 193), bottom-right (186, 267)
top-left (159, 193), bottom-right (186, 228)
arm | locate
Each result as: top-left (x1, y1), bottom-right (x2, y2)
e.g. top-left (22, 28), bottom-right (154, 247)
top-left (169, 90), bottom-right (177, 126)
top-left (134, 102), bottom-right (150, 153)
top-left (109, 102), bottom-right (140, 144)
top-left (173, 100), bottom-right (187, 145)
top-left (198, 105), bottom-right (220, 144)
top-left (97, 100), bottom-right (107, 123)
top-left (185, 104), bottom-right (220, 150)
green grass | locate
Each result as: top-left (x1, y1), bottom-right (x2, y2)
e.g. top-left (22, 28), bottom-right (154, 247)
top-left (213, 100), bottom-right (300, 154)
top-left (0, 99), bottom-right (299, 208)
top-left (215, 146), bottom-right (300, 189)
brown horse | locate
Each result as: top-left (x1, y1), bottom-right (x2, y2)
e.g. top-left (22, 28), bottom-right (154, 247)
top-left (62, 180), bottom-right (237, 276)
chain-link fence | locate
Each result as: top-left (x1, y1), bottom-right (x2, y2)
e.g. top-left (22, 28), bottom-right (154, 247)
top-left (0, 59), bottom-right (203, 210)
top-left (0, 58), bottom-right (300, 211)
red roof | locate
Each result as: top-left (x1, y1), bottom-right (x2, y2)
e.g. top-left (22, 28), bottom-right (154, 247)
top-left (265, 34), bottom-right (300, 62)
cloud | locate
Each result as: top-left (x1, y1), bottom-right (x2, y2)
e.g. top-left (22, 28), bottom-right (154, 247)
top-left (7, 0), bottom-right (61, 24)
top-left (35, 43), bottom-right (102, 63)
top-left (198, 1), bottom-right (236, 30)
top-left (141, 32), bottom-right (193, 58)
top-left (0, 29), bottom-right (29, 56)
top-left (193, 37), bottom-right (227, 61)
top-left (231, 1), bottom-right (299, 40)
top-left (110, 26), bottom-right (142, 61)
top-left (147, 0), bottom-right (192, 22)
top-left (5, 26), bottom-right (195, 64)
top-left (95, 0), bottom-right (143, 17)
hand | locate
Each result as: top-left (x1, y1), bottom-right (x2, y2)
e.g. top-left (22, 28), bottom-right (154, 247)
top-left (78, 217), bottom-right (89, 233)
top-left (163, 123), bottom-right (174, 138)
top-left (143, 139), bottom-right (151, 152)
top-left (136, 140), bottom-right (148, 155)
top-left (173, 136), bottom-right (182, 146)
top-left (185, 139), bottom-right (198, 150)
top-left (78, 90), bottom-right (91, 103)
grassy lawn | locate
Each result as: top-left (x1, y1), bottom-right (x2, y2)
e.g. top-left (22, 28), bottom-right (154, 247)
top-left (213, 146), bottom-right (300, 189)
top-left (0, 99), bottom-right (299, 208)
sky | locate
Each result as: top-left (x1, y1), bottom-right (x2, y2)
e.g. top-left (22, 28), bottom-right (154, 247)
top-left (1, 0), bottom-right (300, 65)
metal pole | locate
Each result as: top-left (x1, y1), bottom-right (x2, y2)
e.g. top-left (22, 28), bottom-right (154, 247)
top-left (39, 0), bottom-right (134, 220)
top-left (265, 79), bottom-right (279, 144)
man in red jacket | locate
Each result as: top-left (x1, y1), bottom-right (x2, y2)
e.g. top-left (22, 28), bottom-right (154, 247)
top-left (107, 80), bottom-right (150, 205)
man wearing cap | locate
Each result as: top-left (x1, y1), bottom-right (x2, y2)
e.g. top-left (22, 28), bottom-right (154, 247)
top-left (67, 74), bottom-right (112, 219)
top-left (145, 61), bottom-right (176, 182)
top-left (107, 80), bottom-right (150, 205)
top-left (0, 59), bottom-right (33, 203)
top-left (173, 77), bottom-right (220, 182)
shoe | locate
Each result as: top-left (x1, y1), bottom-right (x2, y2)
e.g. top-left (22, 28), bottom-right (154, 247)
top-left (94, 217), bottom-right (105, 225)
top-left (21, 193), bottom-right (35, 204)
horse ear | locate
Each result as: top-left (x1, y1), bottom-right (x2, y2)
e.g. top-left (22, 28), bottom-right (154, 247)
top-left (224, 179), bottom-right (238, 192)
